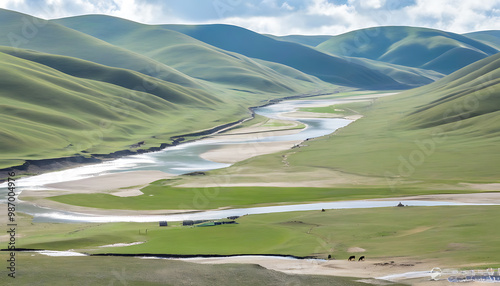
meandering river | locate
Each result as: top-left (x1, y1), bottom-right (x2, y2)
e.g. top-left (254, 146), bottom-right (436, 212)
top-left (0, 98), bottom-right (492, 223)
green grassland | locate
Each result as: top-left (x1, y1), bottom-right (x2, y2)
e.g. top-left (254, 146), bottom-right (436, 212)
top-left (298, 104), bottom-right (361, 117)
top-left (317, 26), bottom-right (498, 74)
top-left (283, 53), bottom-right (500, 182)
top-left (46, 181), bottom-right (486, 210)
top-left (205, 53), bottom-right (500, 185)
top-left (4, 253), bottom-right (369, 286)
top-left (15, 206), bottom-right (500, 268)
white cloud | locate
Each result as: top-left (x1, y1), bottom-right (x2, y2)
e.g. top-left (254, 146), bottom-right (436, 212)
top-left (0, 0), bottom-right (28, 12)
top-left (401, 0), bottom-right (500, 33)
top-left (105, 0), bottom-right (163, 23)
top-left (0, 0), bottom-right (176, 24)
top-left (0, 0), bottom-right (498, 35)
top-left (281, 2), bottom-right (294, 11)
top-left (201, 0), bottom-right (500, 35)
top-left (348, 0), bottom-right (385, 9)
top-left (220, 15), bottom-right (290, 35)
top-left (0, 0), bottom-right (25, 6)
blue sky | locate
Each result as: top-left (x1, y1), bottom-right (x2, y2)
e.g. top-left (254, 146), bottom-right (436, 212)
top-left (1, 0), bottom-right (499, 35)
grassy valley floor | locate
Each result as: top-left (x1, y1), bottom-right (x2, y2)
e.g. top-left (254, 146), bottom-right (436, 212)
top-left (3, 206), bottom-right (500, 285)
top-left (8, 90), bottom-right (500, 285)
top-left (2, 253), bottom-right (376, 286)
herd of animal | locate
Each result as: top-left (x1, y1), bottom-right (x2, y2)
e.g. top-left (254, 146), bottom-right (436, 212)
top-left (348, 255), bottom-right (365, 261)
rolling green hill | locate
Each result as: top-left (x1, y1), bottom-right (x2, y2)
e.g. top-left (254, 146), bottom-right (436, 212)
top-left (464, 30), bottom-right (500, 50)
top-left (53, 15), bottom-right (329, 95)
top-left (214, 53), bottom-right (500, 184)
top-left (0, 8), bottom-right (203, 89)
top-left (285, 53), bottom-right (500, 182)
top-left (160, 24), bottom-right (404, 89)
top-left (269, 35), bottom-right (447, 86)
top-left (0, 46), bottom-right (221, 105)
top-left (266, 32), bottom-right (445, 87)
top-left (345, 56), bottom-right (445, 86)
top-left (0, 49), bottom-right (269, 169)
top-left (0, 9), bottom-right (340, 170)
top-left (317, 26), bottom-right (498, 74)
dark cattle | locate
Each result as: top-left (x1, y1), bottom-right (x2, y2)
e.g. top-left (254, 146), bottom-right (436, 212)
top-left (358, 256), bottom-right (365, 261)
top-left (348, 256), bottom-right (355, 261)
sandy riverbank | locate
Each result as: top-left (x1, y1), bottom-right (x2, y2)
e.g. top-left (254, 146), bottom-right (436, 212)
top-left (23, 170), bottom-right (174, 198)
top-left (179, 255), bottom-right (484, 286)
top-left (205, 118), bottom-right (304, 141)
top-left (280, 92), bottom-right (398, 119)
top-left (17, 168), bottom-right (500, 217)
top-left (178, 167), bottom-right (388, 188)
top-left (18, 170), bottom-right (201, 216)
top-left (200, 140), bottom-right (302, 163)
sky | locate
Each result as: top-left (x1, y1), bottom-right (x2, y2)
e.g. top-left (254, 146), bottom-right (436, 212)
top-left (1, 0), bottom-right (499, 35)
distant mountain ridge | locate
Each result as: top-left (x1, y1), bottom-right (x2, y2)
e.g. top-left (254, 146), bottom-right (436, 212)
top-left (316, 26), bottom-right (498, 74)
top-left (52, 15), bottom-right (328, 94)
top-left (159, 24), bottom-right (404, 89)
top-left (464, 30), bottom-right (500, 50)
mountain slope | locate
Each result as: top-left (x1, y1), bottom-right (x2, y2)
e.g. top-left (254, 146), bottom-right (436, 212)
top-left (0, 8), bottom-right (203, 89)
top-left (345, 57), bottom-right (445, 86)
top-left (464, 30), bottom-right (500, 50)
top-left (0, 49), bottom-right (265, 169)
top-left (317, 26), bottom-right (498, 74)
top-left (395, 53), bottom-right (500, 131)
top-left (160, 24), bottom-right (404, 89)
top-left (281, 53), bottom-right (500, 182)
top-left (0, 9), bottom-right (341, 170)
top-left (0, 46), bottom-right (222, 106)
top-left (53, 15), bottom-right (329, 95)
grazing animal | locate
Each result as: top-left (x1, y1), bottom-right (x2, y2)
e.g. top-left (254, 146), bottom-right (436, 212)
top-left (348, 256), bottom-right (355, 261)
top-left (358, 256), bottom-right (365, 261)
